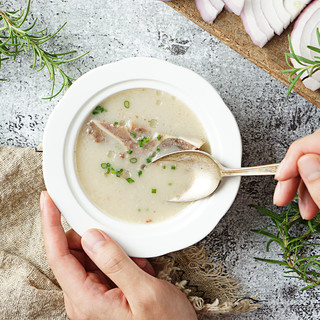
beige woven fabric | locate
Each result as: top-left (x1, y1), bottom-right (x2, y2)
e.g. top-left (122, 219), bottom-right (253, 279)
top-left (0, 146), bottom-right (259, 319)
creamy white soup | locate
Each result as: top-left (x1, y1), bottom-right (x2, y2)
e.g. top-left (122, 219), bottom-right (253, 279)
top-left (75, 88), bottom-right (209, 224)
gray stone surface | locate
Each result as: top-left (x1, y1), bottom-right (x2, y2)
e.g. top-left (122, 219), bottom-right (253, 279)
top-left (1, 0), bottom-right (320, 319)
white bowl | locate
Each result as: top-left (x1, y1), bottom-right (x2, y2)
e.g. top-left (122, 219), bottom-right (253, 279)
top-left (43, 57), bottom-right (242, 258)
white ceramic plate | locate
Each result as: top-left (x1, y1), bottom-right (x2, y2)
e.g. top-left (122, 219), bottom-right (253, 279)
top-left (43, 57), bottom-right (242, 258)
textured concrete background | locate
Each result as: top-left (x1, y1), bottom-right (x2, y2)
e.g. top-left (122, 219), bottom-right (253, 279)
top-left (1, 1), bottom-right (320, 319)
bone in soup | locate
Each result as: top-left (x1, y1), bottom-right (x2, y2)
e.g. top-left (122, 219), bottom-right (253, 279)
top-left (75, 88), bottom-right (209, 224)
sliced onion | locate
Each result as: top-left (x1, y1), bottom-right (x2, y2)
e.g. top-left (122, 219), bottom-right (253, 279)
top-left (260, 0), bottom-right (284, 35)
top-left (241, 0), bottom-right (268, 48)
top-left (252, 0), bottom-right (274, 41)
top-left (195, 0), bottom-right (224, 24)
top-left (222, 0), bottom-right (244, 15)
top-left (273, 0), bottom-right (291, 29)
top-left (291, 0), bottom-right (320, 90)
top-left (284, 0), bottom-right (312, 21)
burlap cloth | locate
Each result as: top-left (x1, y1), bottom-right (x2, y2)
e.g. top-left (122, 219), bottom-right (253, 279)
top-left (0, 146), bottom-right (259, 319)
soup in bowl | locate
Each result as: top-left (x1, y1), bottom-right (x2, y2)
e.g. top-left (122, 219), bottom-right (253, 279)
top-left (43, 57), bottom-right (241, 257)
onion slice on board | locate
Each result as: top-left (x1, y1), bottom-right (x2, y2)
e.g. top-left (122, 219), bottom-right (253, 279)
top-left (290, 0), bottom-right (320, 91)
top-left (273, 0), bottom-right (291, 29)
top-left (299, 7), bottom-right (320, 81)
top-left (222, 0), bottom-right (244, 15)
top-left (253, 0), bottom-right (274, 41)
top-left (241, 0), bottom-right (268, 48)
top-left (194, 0), bottom-right (224, 24)
top-left (284, 0), bottom-right (312, 21)
top-left (261, 0), bottom-right (284, 35)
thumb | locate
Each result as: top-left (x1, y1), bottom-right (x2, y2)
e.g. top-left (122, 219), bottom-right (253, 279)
top-left (298, 154), bottom-right (320, 209)
top-left (81, 229), bottom-right (149, 298)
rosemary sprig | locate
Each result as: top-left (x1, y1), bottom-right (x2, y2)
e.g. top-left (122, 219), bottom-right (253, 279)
top-left (282, 28), bottom-right (320, 97)
top-left (252, 199), bottom-right (320, 290)
top-left (0, 0), bottom-right (89, 99)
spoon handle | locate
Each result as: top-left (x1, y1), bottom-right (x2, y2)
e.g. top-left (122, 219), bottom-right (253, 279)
top-left (221, 163), bottom-right (280, 177)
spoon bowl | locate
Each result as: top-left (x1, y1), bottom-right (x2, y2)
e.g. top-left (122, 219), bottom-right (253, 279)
top-left (151, 150), bottom-right (279, 202)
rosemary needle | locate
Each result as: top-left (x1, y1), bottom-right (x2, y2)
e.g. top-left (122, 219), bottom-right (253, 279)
top-left (252, 198), bottom-right (320, 290)
top-left (0, 0), bottom-right (89, 99)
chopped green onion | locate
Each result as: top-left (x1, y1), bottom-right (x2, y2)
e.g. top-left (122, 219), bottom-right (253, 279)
top-left (92, 105), bottom-right (105, 114)
top-left (138, 170), bottom-right (142, 176)
top-left (168, 182), bottom-right (172, 186)
top-left (146, 157), bottom-right (152, 163)
top-left (127, 149), bottom-right (133, 154)
top-left (114, 122), bottom-right (119, 125)
top-left (152, 189), bottom-right (157, 194)
top-left (138, 208), bottom-right (141, 212)
top-left (143, 136), bottom-right (150, 143)
top-left (126, 178), bottom-right (135, 183)
top-left (157, 135), bottom-right (161, 141)
top-left (130, 157), bottom-right (138, 163)
top-left (106, 163), bottom-right (111, 167)
top-left (124, 100), bottom-right (130, 109)
top-left (138, 139), bottom-right (143, 148)
top-left (171, 165), bottom-right (176, 170)
top-left (101, 163), bottom-right (108, 169)
top-left (162, 165), bottom-right (166, 169)
top-left (130, 131), bottom-right (137, 138)
top-left (106, 168), bottom-right (111, 174)
top-left (116, 171), bottom-right (121, 177)
top-left (111, 168), bottom-right (116, 174)
top-left (156, 148), bottom-right (160, 152)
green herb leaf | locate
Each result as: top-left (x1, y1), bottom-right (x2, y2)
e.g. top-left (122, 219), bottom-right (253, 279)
top-left (138, 170), bottom-right (142, 176)
top-left (152, 188), bottom-right (157, 194)
top-left (171, 165), bottom-right (176, 170)
top-left (0, 0), bottom-right (88, 99)
top-left (130, 157), bottom-right (137, 163)
top-left (126, 178), bottom-right (135, 183)
top-left (124, 100), bottom-right (130, 109)
top-left (127, 149), bottom-right (133, 154)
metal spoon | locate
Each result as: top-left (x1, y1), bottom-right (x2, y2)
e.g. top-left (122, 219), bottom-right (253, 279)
top-left (151, 150), bottom-right (279, 202)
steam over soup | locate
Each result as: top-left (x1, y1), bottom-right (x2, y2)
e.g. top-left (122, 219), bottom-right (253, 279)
top-left (75, 88), bottom-right (209, 224)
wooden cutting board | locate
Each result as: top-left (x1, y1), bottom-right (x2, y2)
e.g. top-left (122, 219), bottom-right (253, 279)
top-left (165, 0), bottom-right (320, 109)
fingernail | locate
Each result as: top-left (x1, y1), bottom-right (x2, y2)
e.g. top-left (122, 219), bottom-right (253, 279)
top-left (40, 191), bottom-right (45, 211)
top-left (298, 195), bottom-right (307, 220)
top-left (273, 182), bottom-right (281, 205)
top-left (298, 155), bottom-right (320, 182)
top-left (275, 159), bottom-right (286, 180)
top-left (82, 229), bottom-right (109, 253)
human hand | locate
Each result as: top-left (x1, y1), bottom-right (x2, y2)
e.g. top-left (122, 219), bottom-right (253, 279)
top-left (274, 129), bottom-right (320, 220)
top-left (40, 191), bottom-right (197, 320)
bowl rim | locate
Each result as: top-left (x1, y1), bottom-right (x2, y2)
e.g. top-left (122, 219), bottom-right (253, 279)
top-left (43, 57), bottom-right (242, 257)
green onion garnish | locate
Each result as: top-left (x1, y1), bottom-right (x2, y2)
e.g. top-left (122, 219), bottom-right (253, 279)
top-left (92, 105), bottom-right (105, 114)
top-left (116, 171), bottom-right (121, 177)
top-left (138, 139), bottom-right (143, 148)
top-left (124, 100), bottom-right (130, 109)
top-left (156, 147), bottom-right (160, 152)
top-left (138, 170), bottom-right (142, 176)
top-left (111, 168), bottom-right (116, 174)
top-left (138, 208), bottom-right (141, 212)
top-left (143, 136), bottom-right (149, 143)
top-left (127, 149), bottom-right (133, 154)
top-left (152, 189), bottom-right (157, 194)
top-left (130, 132), bottom-right (137, 138)
top-left (106, 168), bottom-right (111, 174)
top-left (114, 122), bottom-right (119, 125)
top-left (157, 135), bottom-right (161, 141)
top-left (126, 178), bottom-right (135, 183)
top-left (101, 163), bottom-right (108, 169)
top-left (130, 157), bottom-right (138, 163)
top-left (168, 182), bottom-right (172, 186)
top-left (146, 157), bottom-right (152, 163)
top-left (106, 163), bottom-right (111, 167)
top-left (162, 165), bottom-right (166, 169)
top-left (171, 165), bottom-right (176, 170)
